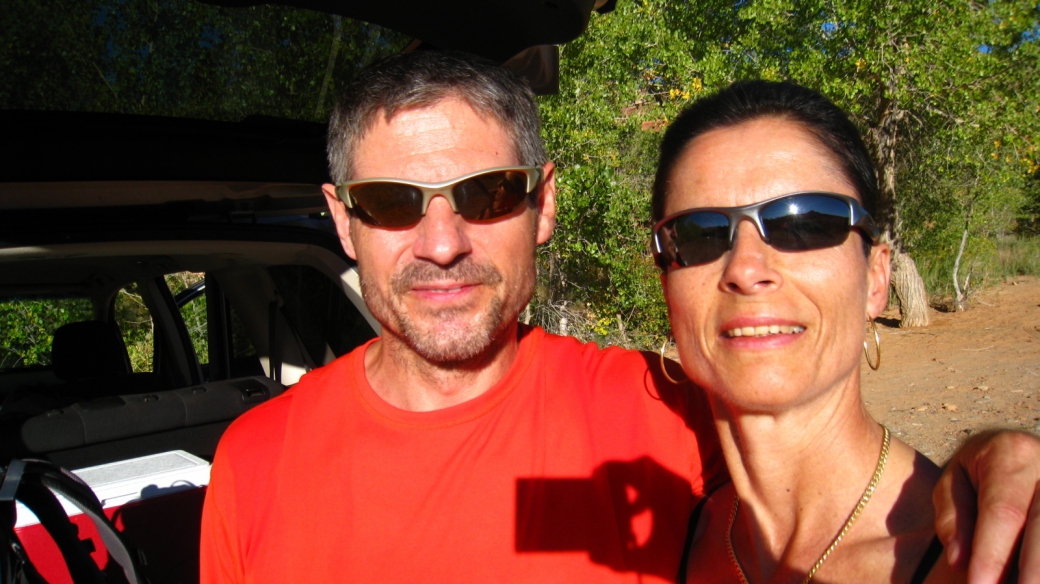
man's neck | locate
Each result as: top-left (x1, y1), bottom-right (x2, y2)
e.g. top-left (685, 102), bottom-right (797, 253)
top-left (362, 322), bottom-right (523, 412)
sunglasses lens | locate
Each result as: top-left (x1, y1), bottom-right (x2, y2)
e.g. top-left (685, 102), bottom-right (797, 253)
top-left (347, 183), bottom-right (425, 227)
top-left (453, 170), bottom-right (532, 221)
top-left (761, 195), bottom-right (851, 251)
top-left (669, 212), bottom-right (731, 266)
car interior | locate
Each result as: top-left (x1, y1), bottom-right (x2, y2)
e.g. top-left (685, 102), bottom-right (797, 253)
top-left (0, 0), bottom-right (616, 578)
top-left (0, 237), bottom-right (378, 470)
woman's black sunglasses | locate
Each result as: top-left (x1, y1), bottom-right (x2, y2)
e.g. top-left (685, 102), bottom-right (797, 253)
top-left (652, 192), bottom-right (880, 269)
top-left (335, 166), bottom-right (543, 228)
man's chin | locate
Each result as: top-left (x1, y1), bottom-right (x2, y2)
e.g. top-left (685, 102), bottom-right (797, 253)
top-left (403, 322), bottom-right (498, 364)
top-left (398, 307), bottom-right (526, 365)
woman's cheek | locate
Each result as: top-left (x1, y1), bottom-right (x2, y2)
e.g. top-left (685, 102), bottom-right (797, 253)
top-left (666, 270), bottom-right (717, 385)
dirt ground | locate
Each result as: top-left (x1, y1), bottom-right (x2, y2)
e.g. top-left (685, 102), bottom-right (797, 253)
top-left (863, 275), bottom-right (1040, 463)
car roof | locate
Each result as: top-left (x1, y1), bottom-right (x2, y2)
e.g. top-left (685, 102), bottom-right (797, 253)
top-left (0, 110), bottom-right (330, 222)
top-left (210, 0), bottom-right (615, 63)
top-left (2, 111), bottom-right (328, 186)
top-left (1, 0), bottom-right (615, 211)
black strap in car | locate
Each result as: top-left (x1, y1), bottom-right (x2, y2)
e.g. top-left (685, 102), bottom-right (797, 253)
top-left (0, 459), bottom-right (141, 584)
top-left (268, 298), bottom-right (283, 383)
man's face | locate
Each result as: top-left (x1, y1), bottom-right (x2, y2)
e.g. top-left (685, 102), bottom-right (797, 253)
top-left (322, 97), bottom-right (556, 364)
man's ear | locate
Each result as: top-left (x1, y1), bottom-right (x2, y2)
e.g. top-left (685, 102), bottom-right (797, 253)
top-left (535, 161), bottom-right (557, 245)
top-left (866, 242), bottom-right (891, 319)
top-left (322, 184), bottom-right (357, 260)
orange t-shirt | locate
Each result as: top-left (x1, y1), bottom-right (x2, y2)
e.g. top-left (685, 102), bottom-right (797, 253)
top-left (200, 326), bottom-right (724, 583)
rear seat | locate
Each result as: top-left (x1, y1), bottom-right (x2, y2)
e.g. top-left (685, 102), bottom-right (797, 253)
top-left (50, 320), bottom-right (170, 400)
top-left (19, 376), bottom-right (284, 467)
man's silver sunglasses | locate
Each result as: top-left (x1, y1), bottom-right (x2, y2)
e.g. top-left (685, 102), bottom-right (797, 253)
top-left (335, 166), bottom-right (543, 228)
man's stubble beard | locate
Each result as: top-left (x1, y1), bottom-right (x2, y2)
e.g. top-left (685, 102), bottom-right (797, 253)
top-left (359, 255), bottom-right (534, 365)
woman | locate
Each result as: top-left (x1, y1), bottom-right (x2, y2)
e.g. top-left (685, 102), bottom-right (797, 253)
top-left (652, 81), bottom-right (964, 583)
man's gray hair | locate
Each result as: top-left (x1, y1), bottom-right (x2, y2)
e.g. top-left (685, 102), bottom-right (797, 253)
top-left (327, 51), bottom-right (547, 184)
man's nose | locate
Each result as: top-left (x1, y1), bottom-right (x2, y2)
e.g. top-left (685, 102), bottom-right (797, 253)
top-left (411, 195), bottom-right (472, 265)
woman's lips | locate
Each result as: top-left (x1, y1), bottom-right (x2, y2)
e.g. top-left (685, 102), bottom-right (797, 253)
top-left (723, 324), bottom-right (805, 338)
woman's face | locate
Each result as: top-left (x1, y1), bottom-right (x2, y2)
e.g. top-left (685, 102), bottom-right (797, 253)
top-left (661, 117), bottom-right (890, 412)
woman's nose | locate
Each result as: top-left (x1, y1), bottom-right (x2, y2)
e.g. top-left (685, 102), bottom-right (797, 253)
top-left (411, 195), bottom-right (473, 266)
top-left (719, 219), bottom-right (782, 294)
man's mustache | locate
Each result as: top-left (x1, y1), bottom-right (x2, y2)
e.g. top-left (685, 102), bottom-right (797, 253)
top-left (391, 259), bottom-right (504, 294)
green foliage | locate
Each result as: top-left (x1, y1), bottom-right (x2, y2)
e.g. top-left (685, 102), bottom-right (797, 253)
top-left (538, 0), bottom-right (1040, 343)
top-left (114, 282), bottom-right (154, 372)
top-left (168, 273), bottom-right (208, 364)
top-left (996, 235), bottom-right (1040, 278)
top-left (0, 0), bottom-right (408, 121)
top-left (916, 235), bottom-right (1040, 302)
top-left (900, 127), bottom-right (1031, 295)
top-left (0, 296), bottom-right (93, 370)
top-left (700, 0), bottom-right (1040, 306)
top-left (3, 0), bottom-right (1037, 347)
top-left (537, 2), bottom-right (734, 345)
top-left (0, 273), bottom-right (209, 372)
top-left (112, 273), bottom-right (209, 371)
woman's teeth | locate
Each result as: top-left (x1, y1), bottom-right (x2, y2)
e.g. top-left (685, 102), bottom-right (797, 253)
top-left (724, 325), bottom-right (805, 338)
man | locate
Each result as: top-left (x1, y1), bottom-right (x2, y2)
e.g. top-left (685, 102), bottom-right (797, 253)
top-left (201, 51), bottom-right (1040, 583)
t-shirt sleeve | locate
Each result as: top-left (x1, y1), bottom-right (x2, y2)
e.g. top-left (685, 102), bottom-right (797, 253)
top-left (639, 349), bottom-right (727, 497)
top-left (198, 385), bottom-right (298, 583)
top-left (200, 445), bottom-right (244, 584)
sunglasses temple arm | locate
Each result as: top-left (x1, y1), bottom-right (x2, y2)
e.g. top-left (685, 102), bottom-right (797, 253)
top-left (335, 186), bottom-right (356, 210)
top-left (851, 203), bottom-right (881, 244)
top-left (529, 168), bottom-right (544, 192)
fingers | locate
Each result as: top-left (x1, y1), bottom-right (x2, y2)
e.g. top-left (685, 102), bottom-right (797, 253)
top-left (939, 430), bottom-right (1040, 584)
top-left (968, 488), bottom-right (1025, 583)
top-left (1017, 476), bottom-right (1040, 584)
top-left (934, 461), bottom-right (977, 572)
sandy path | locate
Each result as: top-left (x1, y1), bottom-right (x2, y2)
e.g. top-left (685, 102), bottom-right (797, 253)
top-left (864, 276), bottom-right (1040, 463)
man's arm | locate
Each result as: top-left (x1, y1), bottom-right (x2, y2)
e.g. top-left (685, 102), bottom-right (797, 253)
top-left (934, 430), bottom-right (1040, 583)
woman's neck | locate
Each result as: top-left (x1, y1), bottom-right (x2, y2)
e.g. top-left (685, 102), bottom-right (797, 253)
top-left (710, 378), bottom-right (888, 581)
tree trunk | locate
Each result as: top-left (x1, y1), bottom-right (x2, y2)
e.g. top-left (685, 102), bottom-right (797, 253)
top-left (952, 226), bottom-right (969, 311)
top-left (952, 194), bottom-right (976, 312)
top-left (866, 75), bottom-right (930, 327)
top-left (890, 243), bottom-right (931, 326)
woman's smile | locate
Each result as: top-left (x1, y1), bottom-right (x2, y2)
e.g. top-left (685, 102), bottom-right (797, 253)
top-left (721, 324), bottom-right (805, 338)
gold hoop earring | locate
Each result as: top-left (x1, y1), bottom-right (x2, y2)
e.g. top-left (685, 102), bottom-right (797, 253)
top-left (863, 318), bottom-right (881, 371)
top-left (660, 333), bottom-right (684, 384)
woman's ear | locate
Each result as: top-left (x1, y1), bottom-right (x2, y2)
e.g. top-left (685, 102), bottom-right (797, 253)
top-left (866, 242), bottom-right (891, 319)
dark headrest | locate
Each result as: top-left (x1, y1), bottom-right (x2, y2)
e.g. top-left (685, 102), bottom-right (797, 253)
top-left (51, 321), bottom-right (132, 381)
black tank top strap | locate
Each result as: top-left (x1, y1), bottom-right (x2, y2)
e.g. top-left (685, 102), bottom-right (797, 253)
top-left (909, 535), bottom-right (945, 584)
top-left (676, 486), bottom-right (722, 584)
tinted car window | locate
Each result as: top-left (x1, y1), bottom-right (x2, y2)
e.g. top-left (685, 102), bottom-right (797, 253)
top-left (114, 282), bottom-right (155, 373)
top-left (229, 303), bottom-right (264, 378)
top-left (268, 265), bottom-right (376, 363)
top-left (169, 272), bottom-right (209, 365)
top-left (0, 295), bottom-right (93, 371)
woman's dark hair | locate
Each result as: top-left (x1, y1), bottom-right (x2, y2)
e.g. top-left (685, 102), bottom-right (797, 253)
top-left (651, 80), bottom-right (879, 224)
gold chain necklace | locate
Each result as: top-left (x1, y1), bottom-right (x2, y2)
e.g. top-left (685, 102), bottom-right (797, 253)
top-left (725, 425), bottom-right (891, 584)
